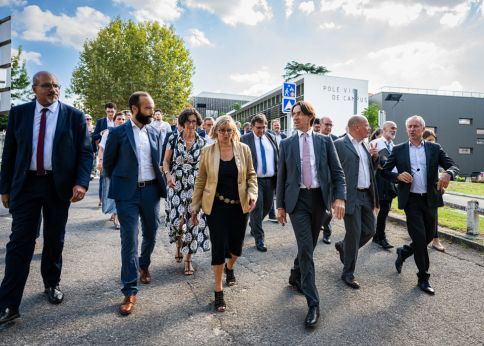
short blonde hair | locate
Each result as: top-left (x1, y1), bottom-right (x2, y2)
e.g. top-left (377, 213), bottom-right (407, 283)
top-left (211, 115), bottom-right (240, 141)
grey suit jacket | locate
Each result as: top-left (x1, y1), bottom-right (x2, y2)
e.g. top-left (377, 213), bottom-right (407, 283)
top-left (334, 135), bottom-right (379, 215)
top-left (276, 132), bottom-right (346, 214)
top-left (241, 131), bottom-right (278, 181)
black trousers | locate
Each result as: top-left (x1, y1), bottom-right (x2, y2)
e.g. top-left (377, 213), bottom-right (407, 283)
top-left (249, 177), bottom-right (275, 242)
top-left (0, 173), bottom-right (70, 310)
top-left (402, 193), bottom-right (437, 281)
top-left (374, 199), bottom-right (393, 241)
top-left (289, 188), bottom-right (324, 307)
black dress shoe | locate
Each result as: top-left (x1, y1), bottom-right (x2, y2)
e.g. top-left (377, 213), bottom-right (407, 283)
top-left (335, 242), bottom-right (344, 264)
top-left (45, 286), bottom-right (64, 304)
top-left (342, 277), bottom-right (360, 289)
top-left (256, 240), bottom-right (267, 252)
top-left (304, 306), bottom-right (320, 327)
top-left (288, 270), bottom-right (303, 293)
top-left (418, 280), bottom-right (435, 295)
top-left (0, 307), bottom-right (20, 325)
top-left (395, 248), bottom-right (404, 274)
top-left (379, 238), bottom-right (394, 250)
top-left (322, 235), bottom-right (331, 244)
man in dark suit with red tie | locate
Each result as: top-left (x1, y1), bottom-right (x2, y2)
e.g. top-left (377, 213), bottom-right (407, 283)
top-left (0, 71), bottom-right (93, 324)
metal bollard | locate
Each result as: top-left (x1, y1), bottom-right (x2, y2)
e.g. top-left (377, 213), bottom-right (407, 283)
top-left (466, 200), bottom-right (479, 236)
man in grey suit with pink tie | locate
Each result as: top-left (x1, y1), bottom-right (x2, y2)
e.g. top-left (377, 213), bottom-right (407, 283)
top-left (277, 100), bottom-right (346, 328)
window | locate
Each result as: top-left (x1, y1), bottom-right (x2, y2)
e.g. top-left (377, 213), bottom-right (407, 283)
top-left (477, 129), bottom-right (484, 135)
top-left (458, 118), bottom-right (472, 125)
top-left (477, 138), bottom-right (484, 145)
top-left (458, 147), bottom-right (472, 155)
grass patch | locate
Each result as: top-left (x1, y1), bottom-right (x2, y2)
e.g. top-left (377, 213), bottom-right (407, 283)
top-left (391, 199), bottom-right (484, 234)
top-left (446, 181), bottom-right (484, 197)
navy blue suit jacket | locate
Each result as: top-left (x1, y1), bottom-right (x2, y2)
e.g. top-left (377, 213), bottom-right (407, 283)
top-left (103, 121), bottom-right (167, 200)
top-left (0, 101), bottom-right (93, 209)
top-left (93, 117), bottom-right (108, 142)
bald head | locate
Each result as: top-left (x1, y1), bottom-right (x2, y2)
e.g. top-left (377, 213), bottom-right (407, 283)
top-left (320, 116), bottom-right (333, 135)
top-left (347, 115), bottom-right (370, 141)
top-left (32, 71), bottom-right (57, 86)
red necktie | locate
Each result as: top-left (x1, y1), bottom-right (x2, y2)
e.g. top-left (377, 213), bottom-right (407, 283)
top-left (36, 108), bottom-right (48, 175)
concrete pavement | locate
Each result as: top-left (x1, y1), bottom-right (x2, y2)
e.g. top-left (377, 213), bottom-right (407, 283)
top-left (0, 181), bottom-right (483, 345)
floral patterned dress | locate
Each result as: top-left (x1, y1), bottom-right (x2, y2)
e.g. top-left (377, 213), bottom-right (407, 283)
top-left (165, 132), bottom-right (211, 255)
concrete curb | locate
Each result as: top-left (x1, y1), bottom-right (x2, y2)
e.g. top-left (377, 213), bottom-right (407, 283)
top-left (446, 191), bottom-right (483, 199)
top-left (387, 212), bottom-right (483, 252)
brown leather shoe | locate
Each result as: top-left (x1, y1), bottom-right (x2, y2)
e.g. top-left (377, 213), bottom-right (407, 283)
top-left (140, 268), bottom-right (151, 284)
top-left (119, 295), bottom-right (136, 316)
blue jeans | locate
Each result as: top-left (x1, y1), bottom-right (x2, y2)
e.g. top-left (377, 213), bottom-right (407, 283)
top-left (116, 184), bottom-right (161, 296)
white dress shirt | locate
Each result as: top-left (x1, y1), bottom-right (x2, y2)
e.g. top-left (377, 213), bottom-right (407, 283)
top-left (131, 121), bottom-right (156, 182)
top-left (347, 133), bottom-right (371, 189)
top-left (409, 140), bottom-right (427, 193)
top-left (107, 118), bottom-right (114, 128)
top-left (30, 100), bottom-right (60, 171)
top-left (274, 132), bottom-right (283, 146)
top-left (99, 129), bottom-right (110, 149)
top-left (255, 133), bottom-right (275, 178)
top-left (297, 129), bottom-right (320, 188)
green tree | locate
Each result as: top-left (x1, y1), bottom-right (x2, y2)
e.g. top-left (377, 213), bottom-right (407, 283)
top-left (233, 102), bottom-right (241, 112)
top-left (69, 18), bottom-right (194, 119)
top-left (283, 61), bottom-right (330, 81)
top-left (362, 102), bottom-right (380, 130)
top-left (11, 46), bottom-right (32, 102)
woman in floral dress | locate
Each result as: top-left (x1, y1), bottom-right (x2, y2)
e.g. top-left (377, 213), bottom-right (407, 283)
top-left (162, 108), bottom-right (210, 275)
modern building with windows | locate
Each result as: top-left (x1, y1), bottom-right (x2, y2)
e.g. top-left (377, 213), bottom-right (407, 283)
top-left (227, 74), bottom-right (369, 136)
top-left (191, 91), bottom-right (255, 118)
top-left (370, 87), bottom-right (484, 175)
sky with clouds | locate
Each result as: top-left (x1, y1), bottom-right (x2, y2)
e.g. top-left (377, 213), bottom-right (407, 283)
top-left (1, 0), bottom-right (483, 105)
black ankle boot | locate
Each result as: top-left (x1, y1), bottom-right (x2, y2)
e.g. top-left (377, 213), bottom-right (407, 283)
top-left (214, 291), bottom-right (226, 312)
top-left (224, 264), bottom-right (236, 286)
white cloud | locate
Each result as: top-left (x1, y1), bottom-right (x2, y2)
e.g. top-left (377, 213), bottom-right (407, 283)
top-left (11, 48), bottom-right (42, 65)
top-left (367, 42), bottom-right (453, 80)
top-left (439, 80), bottom-right (464, 91)
top-left (319, 22), bottom-right (342, 30)
top-left (229, 67), bottom-right (279, 95)
top-left (0, 0), bottom-right (25, 6)
top-left (299, 1), bottom-right (315, 14)
top-left (15, 5), bottom-right (110, 50)
top-left (362, 2), bottom-right (423, 27)
top-left (186, 29), bottom-right (213, 47)
top-left (185, 0), bottom-right (273, 26)
top-left (285, 0), bottom-right (295, 18)
top-left (439, 2), bottom-right (470, 27)
top-left (113, 0), bottom-right (182, 23)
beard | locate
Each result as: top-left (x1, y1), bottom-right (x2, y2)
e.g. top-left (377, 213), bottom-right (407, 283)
top-left (135, 111), bottom-right (153, 125)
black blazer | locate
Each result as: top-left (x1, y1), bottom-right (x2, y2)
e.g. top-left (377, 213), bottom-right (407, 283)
top-left (93, 117), bottom-right (108, 142)
top-left (241, 131), bottom-right (279, 181)
top-left (375, 146), bottom-right (397, 201)
top-left (381, 141), bottom-right (459, 209)
top-left (0, 101), bottom-right (93, 209)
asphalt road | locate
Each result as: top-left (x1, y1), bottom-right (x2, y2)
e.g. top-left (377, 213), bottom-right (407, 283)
top-left (443, 193), bottom-right (484, 210)
top-left (0, 180), bottom-right (483, 345)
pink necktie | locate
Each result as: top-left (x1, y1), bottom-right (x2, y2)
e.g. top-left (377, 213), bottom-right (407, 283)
top-left (36, 108), bottom-right (48, 175)
top-left (302, 133), bottom-right (311, 188)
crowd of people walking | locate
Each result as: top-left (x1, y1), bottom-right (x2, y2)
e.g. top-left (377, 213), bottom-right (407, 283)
top-left (0, 70), bottom-right (459, 329)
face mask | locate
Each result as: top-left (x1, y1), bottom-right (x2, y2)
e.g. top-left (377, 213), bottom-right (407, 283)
top-left (135, 111), bottom-right (152, 125)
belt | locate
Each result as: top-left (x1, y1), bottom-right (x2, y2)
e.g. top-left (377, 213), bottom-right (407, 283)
top-left (357, 188), bottom-right (370, 192)
top-left (215, 192), bottom-right (240, 204)
top-left (257, 176), bottom-right (274, 180)
top-left (410, 192), bottom-right (427, 197)
top-left (28, 170), bottom-right (52, 176)
top-left (137, 179), bottom-right (157, 188)
top-left (300, 187), bottom-right (321, 192)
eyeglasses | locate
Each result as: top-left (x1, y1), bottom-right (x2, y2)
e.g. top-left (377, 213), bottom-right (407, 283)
top-left (86, 118), bottom-right (92, 121)
top-left (218, 129), bottom-right (233, 134)
top-left (35, 83), bottom-right (61, 89)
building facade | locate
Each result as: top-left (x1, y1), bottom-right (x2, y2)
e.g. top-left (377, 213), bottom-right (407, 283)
top-left (370, 87), bottom-right (484, 175)
top-left (228, 74), bottom-right (369, 136)
top-left (191, 92), bottom-right (254, 118)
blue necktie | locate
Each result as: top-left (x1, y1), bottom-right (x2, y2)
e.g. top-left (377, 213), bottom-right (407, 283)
top-left (259, 137), bottom-right (267, 175)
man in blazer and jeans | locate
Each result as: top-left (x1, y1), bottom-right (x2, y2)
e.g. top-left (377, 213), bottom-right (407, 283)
top-left (0, 71), bottom-right (93, 324)
top-left (277, 101), bottom-right (346, 328)
top-left (103, 91), bottom-right (166, 315)
top-left (381, 115), bottom-right (458, 294)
